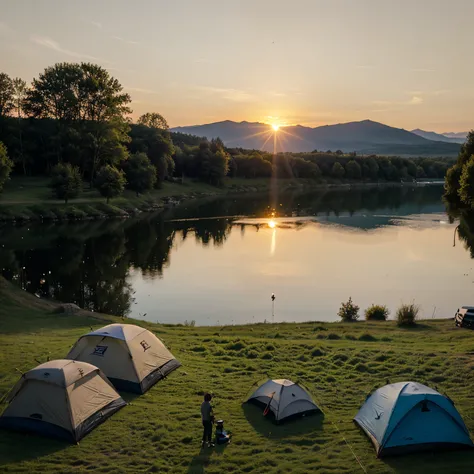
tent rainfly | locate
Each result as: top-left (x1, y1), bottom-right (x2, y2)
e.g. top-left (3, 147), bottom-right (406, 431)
top-left (0, 360), bottom-right (126, 442)
top-left (354, 381), bottom-right (474, 457)
top-left (245, 379), bottom-right (321, 422)
top-left (66, 324), bottom-right (181, 394)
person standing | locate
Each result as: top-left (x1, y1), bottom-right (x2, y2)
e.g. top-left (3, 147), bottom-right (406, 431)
top-left (201, 393), bottom-right (214, 448)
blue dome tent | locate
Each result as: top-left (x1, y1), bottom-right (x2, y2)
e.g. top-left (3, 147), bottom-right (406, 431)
top-left (354, 382), bottom-right (473, 457)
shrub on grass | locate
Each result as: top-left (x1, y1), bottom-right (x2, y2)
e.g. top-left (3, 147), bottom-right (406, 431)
top-left (246, 350), bottom-right (259, 359)
top-left (338, 297), bottom-right (360, 322)
top-left (365, 304), bottom-right (390, 321)
top-left (396, 303), bottom-right (419, 327)
top-left (225, 341), bottom-right (245, 351)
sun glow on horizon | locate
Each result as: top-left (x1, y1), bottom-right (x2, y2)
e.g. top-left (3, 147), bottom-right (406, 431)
top-left (272, 124), bottom-right (280, 131)
top-left (268, 219), bottom-right (276, 229)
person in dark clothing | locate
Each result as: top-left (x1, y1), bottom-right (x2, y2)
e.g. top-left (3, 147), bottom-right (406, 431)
top-left (201, 393), bottom-right (214, 447)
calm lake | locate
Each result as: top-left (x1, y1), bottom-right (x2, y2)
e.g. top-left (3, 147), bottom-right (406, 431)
top-left (1, 185), bottom-right (473, 325)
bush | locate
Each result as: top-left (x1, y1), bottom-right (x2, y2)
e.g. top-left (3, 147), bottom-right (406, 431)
top-left (365, 304), bottom-right (390, 321)
top-left (338, 297), bottom-right (360, 322)
top-left (396, 303), bottom-right (419, 327)
top-left (50, 163), bottom-right (82, 203)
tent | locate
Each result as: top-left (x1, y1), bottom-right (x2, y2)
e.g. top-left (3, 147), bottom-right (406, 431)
top-left (66, 324), bottom-right (181, 394)
top-left (354, 381), bottom-right (474, 457)
top-left (0, 360), bottom-right (126, 442)
top-left (244, 379), bottom-right (321, 422)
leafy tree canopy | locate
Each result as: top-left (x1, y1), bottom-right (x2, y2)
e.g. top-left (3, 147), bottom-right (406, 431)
top-left (50, 163), bottom-right (82, 203)
top-left (95, 165), bottom-right (126, 202)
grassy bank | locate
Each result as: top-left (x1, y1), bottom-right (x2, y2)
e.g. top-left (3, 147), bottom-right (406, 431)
top-left (0, 177), bottom-right (275, 222)
top-left (0, 177), bottom-right (441, 222)
top-left (1, 281), bottom-right (474, 473)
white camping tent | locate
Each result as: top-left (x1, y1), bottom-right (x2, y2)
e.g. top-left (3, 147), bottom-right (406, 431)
top-left (66, 324), bottom-right (181, 394)
top-left (0, 360), bottom-right (126, 442)
top-left (245, 379), bottom-right (321, 422)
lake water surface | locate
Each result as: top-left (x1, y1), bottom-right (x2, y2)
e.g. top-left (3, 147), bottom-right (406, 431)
top-left (1, 185), bottom-right (473, 325)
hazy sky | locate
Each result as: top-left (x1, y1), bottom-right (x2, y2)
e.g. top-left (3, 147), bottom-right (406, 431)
top-left (0, 0), bottom-right (472, 132)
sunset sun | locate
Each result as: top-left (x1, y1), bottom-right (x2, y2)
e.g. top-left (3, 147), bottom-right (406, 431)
top-left (272, 124), bottom-right (279, 131)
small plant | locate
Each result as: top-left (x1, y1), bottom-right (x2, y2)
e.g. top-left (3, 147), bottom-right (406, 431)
top-left (338, 297), bottom-right (360, 322)
top-left (396, 303), bottom-right (419, 327)
top-left (365, 304), bottom-right (390, 321)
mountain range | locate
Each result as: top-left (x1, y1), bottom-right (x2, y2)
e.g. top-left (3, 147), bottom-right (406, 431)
top-left (410, 129), bottom-right (466, 144)
top-left (171, 120), bottom-right (465, 157)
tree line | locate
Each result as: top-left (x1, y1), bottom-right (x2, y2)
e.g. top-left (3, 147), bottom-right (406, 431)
top-left (444, 131), bottom-right (474, 259)
top-left (0, 62), bottom-right (456, 204)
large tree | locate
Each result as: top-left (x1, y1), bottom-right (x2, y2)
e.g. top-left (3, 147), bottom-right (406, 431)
top-left (11, 78), bottom-right (28, 174)
top-left (445, 131), bottom-right (474, 205)
top-left (24, 63), bottom-right (83, 120)
top-left (138, 112), bottom-right (169, 130)
top-left (331, 162), bottom-right (345, 179)
top-left (345, 160), bottom-right (362, 179)
top-left (50, 163), bottom-right (83, 203)
top-left (459, 156), bottom-right (474, 208)
top-left (128, 124), bottom-right (174, 184)
top-left (0, 73), bottom-right (14, 118)
top-left (193, 140), bottom-right (230, 186)
top-left (124, 152), bottom-right (156, 195)
top-left (24, 63), bottom-right (131, 180)
top-left (95, 165), bottom-right (126, 203)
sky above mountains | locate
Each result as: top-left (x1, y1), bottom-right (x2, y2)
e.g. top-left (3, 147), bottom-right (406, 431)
top-left (1, 0), bottom-right (472, 132)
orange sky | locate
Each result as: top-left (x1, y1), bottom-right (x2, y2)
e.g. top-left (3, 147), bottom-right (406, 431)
top-left (1, 0), bottom-right (472, 132)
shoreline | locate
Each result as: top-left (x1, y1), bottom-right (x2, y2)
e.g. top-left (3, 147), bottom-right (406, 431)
top-left (0, 178), bottom-right (444, 224)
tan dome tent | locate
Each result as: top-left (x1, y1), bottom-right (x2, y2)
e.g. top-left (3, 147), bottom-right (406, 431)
top-left (245, 379), bottom-right (321, 423)
top-left (0, 360), bottom-right (126, 442)
top-left (67, 324), bottom-right (181, 394)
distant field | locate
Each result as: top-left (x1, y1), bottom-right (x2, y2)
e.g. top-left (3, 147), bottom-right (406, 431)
top-left (1, 279), bottom-right (474, 473)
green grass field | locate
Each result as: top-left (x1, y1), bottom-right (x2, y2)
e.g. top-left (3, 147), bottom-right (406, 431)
top-left (1, 279), bottom-right (474, 473)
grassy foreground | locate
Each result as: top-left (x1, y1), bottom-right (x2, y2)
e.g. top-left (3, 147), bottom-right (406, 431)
top-left (1, 281), bottom-right (474, 473)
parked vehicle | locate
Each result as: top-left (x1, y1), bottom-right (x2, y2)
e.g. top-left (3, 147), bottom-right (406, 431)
top-left (454, 307), bottom-right (474, 329)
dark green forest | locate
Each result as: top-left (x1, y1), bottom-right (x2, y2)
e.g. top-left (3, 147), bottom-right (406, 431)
top-left (0, 63), bottom-right (455, 203)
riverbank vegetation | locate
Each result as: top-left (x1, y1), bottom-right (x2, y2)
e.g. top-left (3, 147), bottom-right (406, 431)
top-left (0, 63), bottom-right (455, 218)
top-left (1, 279), bottom-right (474, 473)
top-left (444, 131), bottom-right (474, 257)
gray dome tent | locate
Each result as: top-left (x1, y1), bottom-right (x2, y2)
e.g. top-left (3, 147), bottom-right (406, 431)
top-left (0, 360), bottom-right (126, 442)
top-left (354, 381), bottom-right (474, 457)
top-left (245, 379), bottom-right (321, 422)
top-left (66, 324), bottom-right (181, 394)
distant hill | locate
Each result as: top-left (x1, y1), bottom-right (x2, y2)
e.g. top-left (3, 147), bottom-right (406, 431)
top-left (411, 128), bottom-right (465, 144)
top-left (171, 120), bottom-right (461, 157)
top-left (443, 131), bottom-right (469, 140)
